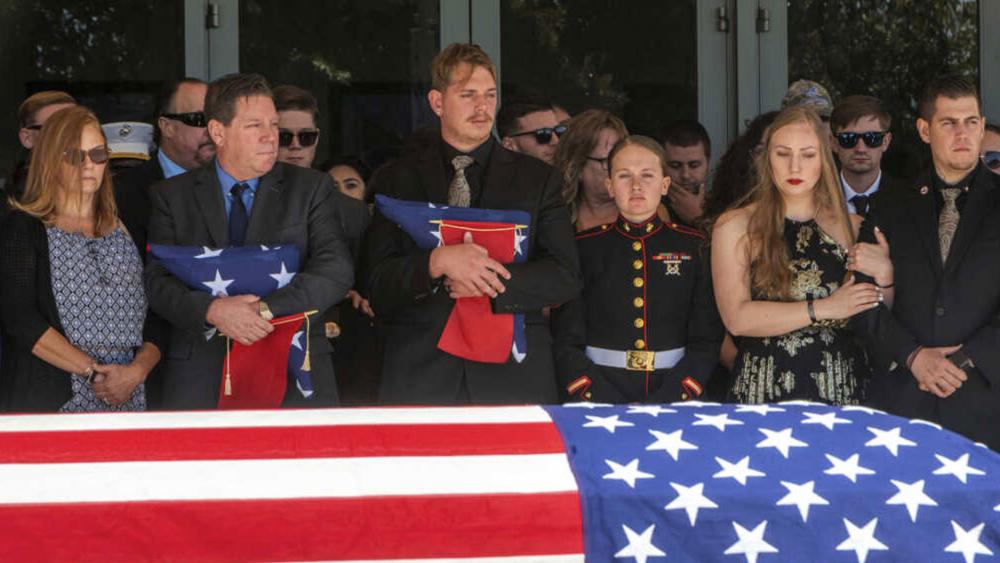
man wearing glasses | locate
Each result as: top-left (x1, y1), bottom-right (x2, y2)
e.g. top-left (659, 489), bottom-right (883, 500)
top-left (273, 85), bottom-right (322, 169)
top-left (983, 122), bottom-right (1000, 176)
top-left (3, 90), bottom-right (76, 211)
top-left (497, 94), bottom-right (564, 165)
top-left (829, 95), bottom-right (903, 218)
top-left (116, 78), bottom-right (214, 262)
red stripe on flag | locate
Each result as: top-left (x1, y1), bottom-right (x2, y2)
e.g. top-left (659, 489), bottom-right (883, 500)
top-left (0, 493), bottom-right (584, 562)
top-left (0, 422), bottom-right (566, 463)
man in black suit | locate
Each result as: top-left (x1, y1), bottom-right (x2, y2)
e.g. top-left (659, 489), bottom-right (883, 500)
top-left (145, 73), bottom-right (353, 409)
top-left (830, 95), bottom-right (905, 218)
top-left (363, 43), bottom-right (581, 405)
top-left (859, 75), bottom-right (1000, 450)
top-left (115, 78), bottom-right (215, 261)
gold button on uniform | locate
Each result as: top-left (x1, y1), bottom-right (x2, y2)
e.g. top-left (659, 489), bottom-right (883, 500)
top-left (634, 339), bottom-right (646, 349)
top-left (633, 277), bottom-right (644, 288)
top-left (633, 297), bottom-right (644, 308)
top-left (632, 241), bottom-right (642, 251)
top-left (633, 260), bottom-right (643, 270)
top-left (634, 318), bottom-right (645, 328)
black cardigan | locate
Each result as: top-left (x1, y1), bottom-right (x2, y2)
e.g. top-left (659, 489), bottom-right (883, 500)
top-left (0, 210), bottom-right (162, 412)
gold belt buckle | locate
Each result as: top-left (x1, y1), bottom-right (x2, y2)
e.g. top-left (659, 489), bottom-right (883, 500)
top-left (626, 350), bottom-right (655, 371)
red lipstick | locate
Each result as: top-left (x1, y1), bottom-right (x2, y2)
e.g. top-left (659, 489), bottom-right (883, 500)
top-left (788, 178), bottom-right (803, 185)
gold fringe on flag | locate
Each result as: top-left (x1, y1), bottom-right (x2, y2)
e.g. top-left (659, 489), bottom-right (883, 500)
top-left (219, 309), bottom-right (319, 396)
top-left (224, 335), bottom-right (233, 396)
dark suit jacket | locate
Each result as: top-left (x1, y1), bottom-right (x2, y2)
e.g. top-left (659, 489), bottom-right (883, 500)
top-left (858, 163), bottom-right (1000, 450)
top-left (113, 155), bottom-right (165, 262)
top-left (145, 161), bottom-right (354, 409)
top-left (363, 137), bottom-right (582, 405)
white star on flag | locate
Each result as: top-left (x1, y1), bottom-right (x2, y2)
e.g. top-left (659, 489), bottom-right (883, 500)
top-left (865, 426), bottom-right (916, 456)
top-left (842, 405), bottom-right (885, 415)
top-left (202, 269), bottom-right (234, 296)
top-left (514, 228), bottom-right (527, 256)
top-left (735, 404), bottom-right (785, 416)
top-left (603, 459), bottom-right (654, 489)
top-left (713, 456), bottom-right (766, 485)
top-left (755, 427), bottom-right (808, 458)
top-left (664, 482), bottom-right (718, 526)
top-left (626, 405), bottom-right (677, 417)
top-left (824, 453), bottom-right (875, 483)
top-left (801, 411), bottom-right (851, 430)
top-left (195, 246), bottom-right (224, 259)
top-left (583, 415), bottom-right (634, 434)
top-left (776, 480), bottom-right (829, 522)
top-left (670, 400), bottom-right (721, 408)
top-left (564, 402), bottom-right (613, 409)
top-left (269, 261), bottom-right (296, 288)
top-left (836, 517), bottom-right (888, 563)
top-left (290, 331), bottom-right (303, 351)
top-left (886, 479), bottom-right (937, 522)
top-left (430, 229), bottom-right (444, 247)
top-left (724, 520), bottom-right (778, 563)
top-left (692, 413), bottom-right (744, 431)
top-left (646, 429), bottom-right (698, 461)
top-left (614, 524), bottom-right (666, 563)
top-left (778, 400), bottom-right (825, 406)
top-left (944, 521), bottom-right (993, 563)
top-left (933, 453), bottom-right (985, 484)
top-left (259, 245), bottom-right (270, 251)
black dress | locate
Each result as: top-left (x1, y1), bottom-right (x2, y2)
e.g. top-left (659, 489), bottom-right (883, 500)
top-left (732, 218), bottom-right (870, 405)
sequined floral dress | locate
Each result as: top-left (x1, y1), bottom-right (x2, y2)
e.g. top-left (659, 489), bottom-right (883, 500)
top-left (731, 218), bottom-right (869, 405)
top-left (47, 226), bottom-right (147, 412)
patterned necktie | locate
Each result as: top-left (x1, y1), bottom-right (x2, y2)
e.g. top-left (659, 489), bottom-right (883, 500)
top-left (850, 194), bottom-right (869, 217)
top-left (229, 183), bottom-right (249, 247)
top-left (938, 187), bottom-right (962, 264)
top-left (448, 155), bottom-right (475, 208)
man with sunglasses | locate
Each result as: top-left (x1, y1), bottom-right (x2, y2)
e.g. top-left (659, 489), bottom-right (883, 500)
top-left (983, 122), bottom-right (1000, 176)
top-left (856, 75), bottom-right (1000, 451)
top-left (497, 94), bottom-right (564, 165)
top-left (2, 91), bottom-right (76, 213)
top-left (115, 78), bottom-right (214, 262)
top-left (830, 95), bottom-right (903, 218)
top-left (274, 85), bottom-right (322, 169)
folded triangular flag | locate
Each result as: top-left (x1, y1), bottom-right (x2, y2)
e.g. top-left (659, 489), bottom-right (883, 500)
top-left (218, 312), bottom-right (312, 409)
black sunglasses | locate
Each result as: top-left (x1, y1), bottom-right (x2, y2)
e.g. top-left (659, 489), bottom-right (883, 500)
top-left (835, 131), bottom-right (886, 149)
top-left (63, 146), bottom-right (110, 166)
top-left (508, 124), bottom-right (567, 145)
top-left (279, 129), bottom-right (320, 148)
top-left (984, 151), bottom-right (1000, 170)
top-left (162, 111), bottom-right (207, 128)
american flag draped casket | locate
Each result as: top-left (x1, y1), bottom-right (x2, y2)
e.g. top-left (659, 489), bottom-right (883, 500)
top-left (0, 402), bottom-right (997, 562)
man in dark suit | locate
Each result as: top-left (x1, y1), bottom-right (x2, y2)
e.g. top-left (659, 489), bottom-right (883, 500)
top-left (115, 78), bottom-right (215, 261)
top-left (363, 43), bottom-right (581, 405)
top-left (830, 95), bottom-right (906, 218)
top-left (145, 73), bottom-right (353, 409)
top-left (858, 75), bottom-right (1000, 450)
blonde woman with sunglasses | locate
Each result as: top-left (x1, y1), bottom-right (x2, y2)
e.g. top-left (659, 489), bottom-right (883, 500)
top-left (0, 105), bottom-right (161, 412)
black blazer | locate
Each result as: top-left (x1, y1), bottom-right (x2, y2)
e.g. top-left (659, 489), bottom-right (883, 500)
top-left (0, 211), bottom-right (161, 412)
top-left (858, 163), bottom-right (1000, 450)
top-left (113, 155), bottom-right (165, 261)
top-left (362, 137), bottom-right (582, 405)
top-left (145, 161), bottom-right (354, 409)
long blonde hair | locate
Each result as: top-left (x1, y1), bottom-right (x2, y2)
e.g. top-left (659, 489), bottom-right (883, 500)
top-left (733, 106), bottom-right (851, 300)
top-left (11, 106), bottom-right (118, 236)
top-left (552, 109), bottom-right (628, 223)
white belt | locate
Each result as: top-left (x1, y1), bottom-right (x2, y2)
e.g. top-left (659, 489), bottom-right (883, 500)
top-left (585, 346), bottom-right (686, 371)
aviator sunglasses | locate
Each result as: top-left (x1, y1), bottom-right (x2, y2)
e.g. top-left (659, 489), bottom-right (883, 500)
top-left (278, 129), bottom-right (320, 148)
top-left (835, 131), bottom-right (886, 149)
top-left (63, 146), bottom-right (110, 166)
top-left (508, 123), bottom-right (567, 145)
top-left (162, 111), bottom-right (207, 128)
top-left (984, 151), bottom-right (1000, 170)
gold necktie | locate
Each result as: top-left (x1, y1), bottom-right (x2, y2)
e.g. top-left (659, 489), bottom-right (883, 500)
top-left (938, 187), bottom-right (962, 264)
top-left (448, 155), bottom-right (474, 208)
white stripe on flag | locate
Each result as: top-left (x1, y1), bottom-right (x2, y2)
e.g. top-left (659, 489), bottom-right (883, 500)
top-left (0, 405), bottom-right (552, 432)
top-left (0, 453), bottom-right (577, 504)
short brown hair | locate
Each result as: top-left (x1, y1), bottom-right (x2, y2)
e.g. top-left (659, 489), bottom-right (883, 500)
top-left (273, 84), bottom-right (319, 122)
top-left (830, 95), bottom-right (891, 132)
top-left (918, 75), bottom-right (981, 121)
top-left (608, 135), bottom-right (669, 176)
top-left (18, 91), bottom-right (76, 127)
top-left (205, 73), bottom-right (273, 126)
top-left (12, 106), bottom-right (118, 236)
top-left (431, 43), bottom-right (496, 92)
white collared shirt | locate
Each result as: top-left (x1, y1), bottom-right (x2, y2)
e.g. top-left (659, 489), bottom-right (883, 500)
top-left (841, 170), bottom-right (882, 214)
